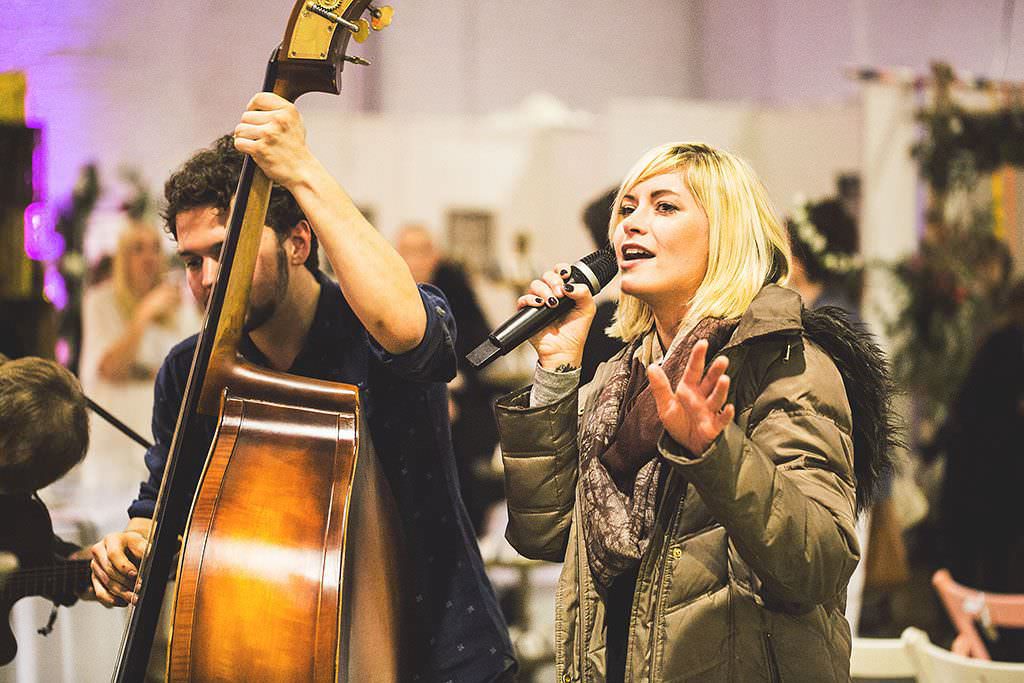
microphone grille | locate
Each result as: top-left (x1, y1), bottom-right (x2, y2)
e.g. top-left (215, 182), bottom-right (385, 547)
top-left (580, 243), bottom-right (619, 288)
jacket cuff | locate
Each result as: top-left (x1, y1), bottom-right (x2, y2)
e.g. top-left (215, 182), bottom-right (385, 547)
top-left (495, 385), bottom-right (578, 455)
top-left (658, 420), bottom-right (745, 485)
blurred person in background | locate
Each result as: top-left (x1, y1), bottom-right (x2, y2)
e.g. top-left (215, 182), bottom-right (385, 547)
top-left (0, 353), bottom-right (92, 607)
top-left (785, 195), bottom-right (863, 323)
top-left (73, 219), bottom-right (200, 530)
top-left (0, 353), bottom-right (90, 501)
top-left (395, 223), bottom-right (501, 534)
top-left (580, 186), bottom-right (626, 385)
top-left (927, 277), bottom-right (1024, 661)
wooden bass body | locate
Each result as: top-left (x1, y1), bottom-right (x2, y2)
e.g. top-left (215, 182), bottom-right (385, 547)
top-left (168, 374), bottom-right (408, 682)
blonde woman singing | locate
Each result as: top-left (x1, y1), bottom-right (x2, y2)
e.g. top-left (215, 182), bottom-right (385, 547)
top-left (496, 143), bottom-right (897, 682)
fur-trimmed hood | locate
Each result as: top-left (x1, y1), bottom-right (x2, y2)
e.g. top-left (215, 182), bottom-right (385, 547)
top-left (801, 304), bottom-right (901, 511)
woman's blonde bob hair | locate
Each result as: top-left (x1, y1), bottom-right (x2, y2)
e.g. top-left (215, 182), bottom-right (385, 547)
top-left (608, 142), bottom-right (791, 342)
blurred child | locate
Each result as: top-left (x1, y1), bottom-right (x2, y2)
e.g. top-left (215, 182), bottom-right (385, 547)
top-left (0, 353), bottom-right (89, 495)
top-left (0, 353), bottom-right (91, 604)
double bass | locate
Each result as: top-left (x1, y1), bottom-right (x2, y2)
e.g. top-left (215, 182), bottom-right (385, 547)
top-left (111, 2), bottom-right (403, 680)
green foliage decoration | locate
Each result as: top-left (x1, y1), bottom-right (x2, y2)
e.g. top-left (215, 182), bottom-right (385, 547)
top-left (888, 63), bottom-right (1017, 429)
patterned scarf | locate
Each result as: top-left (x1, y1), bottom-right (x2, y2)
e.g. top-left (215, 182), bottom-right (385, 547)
top-left (577, 317), bottom-right (738, 589)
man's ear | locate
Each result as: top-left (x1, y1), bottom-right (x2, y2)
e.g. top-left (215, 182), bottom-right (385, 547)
top-left (286, 220), bottom-right (313, 266)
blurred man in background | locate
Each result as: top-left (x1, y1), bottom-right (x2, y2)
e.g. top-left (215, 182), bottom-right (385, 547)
top-left (395, 224), bottom-right (501, 533)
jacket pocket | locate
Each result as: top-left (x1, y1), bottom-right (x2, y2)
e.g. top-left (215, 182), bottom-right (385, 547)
top-left (663, 525), bottom-right (729, 608)
top-left (659, 585), bottom-right (731, 679)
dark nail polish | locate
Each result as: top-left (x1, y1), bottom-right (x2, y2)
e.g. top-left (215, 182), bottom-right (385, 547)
top-left (547, 297), bottom-right (558, 306)
top-left (534, 297), bottom-right (544, 304)
top-left (564, 283), bottom-right (575, 293)
top-left (560, 268), bottom-right (570, 277)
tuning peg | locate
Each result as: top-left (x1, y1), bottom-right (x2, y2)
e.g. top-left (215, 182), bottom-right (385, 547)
top-left (345, 55), bottom-right (371, 66)
top-left (305, 2), bottom-right (372, 42)
top-left (351, 18), bottom-right (370, 42)
top-left (306, 2), bottom-right (359, 32)
top-left (369, 5), bottom-right (393, 30)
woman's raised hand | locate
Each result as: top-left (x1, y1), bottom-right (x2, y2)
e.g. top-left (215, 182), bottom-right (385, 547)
top-left (647, 339), bottom-right (734, 454)
top-left (517, 263), bottom-right (596, 370)
top-left (134, 282), bottom-right (180, 325)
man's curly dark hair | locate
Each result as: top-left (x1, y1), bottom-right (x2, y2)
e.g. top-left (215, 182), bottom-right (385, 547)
top-left (162, 134), bottom-right (318, 272)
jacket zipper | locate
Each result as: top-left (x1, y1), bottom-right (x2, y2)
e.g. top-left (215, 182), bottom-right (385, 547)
top-left (763, 630), bottom-right (780, 683)
top-left (576, 489), bottom-right (587, 681)
top-left (640, 471), bottom-right (683, 679)
top-left (575, 387), bottom-right (595, 683)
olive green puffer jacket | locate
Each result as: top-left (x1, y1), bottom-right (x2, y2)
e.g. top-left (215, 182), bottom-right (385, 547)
top-left (496, 285), bottom-right (868, 682)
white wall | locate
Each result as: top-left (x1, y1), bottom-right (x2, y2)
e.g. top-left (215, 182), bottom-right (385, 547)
top-left (0, 0), bottom-right (1010, 268)
top-left (698, 0), bottom-right (1024, 104)
top-left (5, 0), bottom-right (1018, 202)
top-left (377, 0), bottom-right (702, 115)
top-left (300, 95), bottom-right (860, 274)
top-left (605, 98), bottom-right (861, 214)
top-left (859, 83), bottom-right (920, 341)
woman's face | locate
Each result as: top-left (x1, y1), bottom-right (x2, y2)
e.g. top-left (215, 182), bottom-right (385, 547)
top-left (612, 171), bottom-right (710, 311)
top-left (125, 229), bottom-right (163, 293)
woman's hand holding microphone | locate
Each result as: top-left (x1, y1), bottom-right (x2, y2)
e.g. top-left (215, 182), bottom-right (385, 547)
top-left (516, 263), bottom-right (597, 371)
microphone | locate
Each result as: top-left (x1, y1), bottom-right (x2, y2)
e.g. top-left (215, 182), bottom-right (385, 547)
top-left (467, 244), bottom-right (619, 369)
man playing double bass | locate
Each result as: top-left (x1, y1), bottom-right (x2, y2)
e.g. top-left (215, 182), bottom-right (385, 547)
top-left (89, 93), bottom-right (516, 682)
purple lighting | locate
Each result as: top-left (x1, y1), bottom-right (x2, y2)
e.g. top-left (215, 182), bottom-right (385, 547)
top-left (54, 337), bottom-right (71, 365)
top-left (43, 262), bottom-right (68, 311)
top-left (23, 201), bottom-right (64, 261)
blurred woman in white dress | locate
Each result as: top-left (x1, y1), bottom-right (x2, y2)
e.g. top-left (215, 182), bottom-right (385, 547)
top-left (75, 219), bottom-right (201, 532)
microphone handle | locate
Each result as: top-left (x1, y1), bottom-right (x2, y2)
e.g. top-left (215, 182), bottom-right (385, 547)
top-left (466, 262), bottom-right (603, 369)
top-left (490, 261), bottom-right (599, 352)
top-left (489, 294), bottom-right (576, 351)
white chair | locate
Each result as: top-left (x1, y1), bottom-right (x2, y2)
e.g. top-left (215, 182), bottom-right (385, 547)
top-left (851, 636), bottom-right (916, 679)
top-left (902, 626), bottom-right (1024, 683)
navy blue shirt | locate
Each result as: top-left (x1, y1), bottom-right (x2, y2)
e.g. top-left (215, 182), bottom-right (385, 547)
top-left (130, 272), bottom-right (514, 682)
